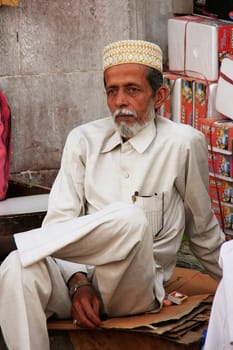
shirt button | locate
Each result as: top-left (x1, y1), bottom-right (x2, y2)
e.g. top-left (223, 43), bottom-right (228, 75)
top-left (124, 172), bottom-right (129, 178)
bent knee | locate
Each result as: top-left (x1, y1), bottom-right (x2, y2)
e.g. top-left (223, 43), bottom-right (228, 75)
top-left (0, 250), bottom-right (22, 282)
top-left (0, 250), bottom-right (20, 269)
top-left (112, 201), bottom-right (146, 221)
top-left (113, 202), bottom-right (149, 238)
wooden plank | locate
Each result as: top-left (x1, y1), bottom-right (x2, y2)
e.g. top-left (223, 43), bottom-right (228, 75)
top-left (0, 211), bottom-right (47, 236)
top-left (0, 326), bottom-right (201, 350)
top-left (47, 320), bottom-right (202, 350)
top-left (68, 329), bottom-right (200, 350)
top-left (6, 180), bottom-right (50, 197)
top-left (0, 181), bottom-right (50, 237)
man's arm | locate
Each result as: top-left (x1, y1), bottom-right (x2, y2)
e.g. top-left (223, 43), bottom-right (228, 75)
top-left (182, 130), bottom-right (225, 280)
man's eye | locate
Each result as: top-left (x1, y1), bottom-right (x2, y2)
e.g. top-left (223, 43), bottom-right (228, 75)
top-left (127, 87), bottom-right (139, 93)
top-left (107, 89), bottom-right (116, 96)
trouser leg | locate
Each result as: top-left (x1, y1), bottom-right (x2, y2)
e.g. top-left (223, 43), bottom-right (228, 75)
top-left (53, 203), bottom-right (156, 316)
top-left (16, 202), bottom-right (156, 317)
top-left (0, 252), bottom-right (71, 350)
top-left (204, 281), bottom-right (231, 350)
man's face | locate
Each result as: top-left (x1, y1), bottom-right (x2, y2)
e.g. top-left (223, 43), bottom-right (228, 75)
top-left (104, 63), bottom-right (157, 139)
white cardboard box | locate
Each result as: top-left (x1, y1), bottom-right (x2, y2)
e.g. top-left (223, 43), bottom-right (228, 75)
top-left (216, 56), bottom-right (233, 120)
top-left (168, 16), bottom-right (233, 81)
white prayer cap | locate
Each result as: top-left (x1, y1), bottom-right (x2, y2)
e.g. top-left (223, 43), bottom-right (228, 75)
top-left (103, 40), bottom-right (163, 72)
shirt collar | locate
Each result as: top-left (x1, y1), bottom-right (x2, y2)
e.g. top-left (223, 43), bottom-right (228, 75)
top-left (100, 128), bottom-right (122, 153)
top-left (128, 119), bottom-right (156, 153)
top-left (101, 118), bottom-right (157, 154)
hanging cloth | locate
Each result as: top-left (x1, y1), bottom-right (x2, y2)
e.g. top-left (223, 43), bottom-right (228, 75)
top-left (0, 91), bottom-right (11, 200)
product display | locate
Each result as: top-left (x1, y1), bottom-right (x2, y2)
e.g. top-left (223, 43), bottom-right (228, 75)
top-left (168, 15), bottom-right (233, 81)
top-left (168, 14), bottom-right (233, 237)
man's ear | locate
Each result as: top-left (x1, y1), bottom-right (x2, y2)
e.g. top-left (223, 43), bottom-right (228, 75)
top-left (153, 86), bottom-right (169, 110)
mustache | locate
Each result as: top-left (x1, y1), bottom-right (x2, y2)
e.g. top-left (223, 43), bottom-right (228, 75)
top-left (113, 108), bottom-right (138, 119)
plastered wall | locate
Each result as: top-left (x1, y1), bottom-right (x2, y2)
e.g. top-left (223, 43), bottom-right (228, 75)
top-left (0, 0), bottom-right (173, 187)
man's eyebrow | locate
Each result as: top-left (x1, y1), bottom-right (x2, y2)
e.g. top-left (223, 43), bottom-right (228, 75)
top-left (105, 84), bottom-right (118, 90)
top-left (106, 82), bottom-right (140, 89)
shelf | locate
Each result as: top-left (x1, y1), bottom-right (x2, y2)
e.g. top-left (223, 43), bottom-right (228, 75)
top-left (209, 172), bottom-right (233, 182)
top-left (208, 146), bottom-right (232, 155)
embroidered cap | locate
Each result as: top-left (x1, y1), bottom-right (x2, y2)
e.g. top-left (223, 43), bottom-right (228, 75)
top-left (103, 40), bottom-right (163, 72)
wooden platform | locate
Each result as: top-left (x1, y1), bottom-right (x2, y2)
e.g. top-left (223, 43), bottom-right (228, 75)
top-left (47, 316), bottom-right (205, 350)
top-left (0, 180), bottom-right (50, 237)
top-left (0, 322), bottom-right (202, 350)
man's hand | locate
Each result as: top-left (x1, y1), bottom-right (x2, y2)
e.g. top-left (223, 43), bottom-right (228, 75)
top-left (68, 272), bottom-right (102, 328)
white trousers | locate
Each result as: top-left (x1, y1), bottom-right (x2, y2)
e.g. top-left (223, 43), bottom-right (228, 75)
top-left (204, 240), bottom-right (233, 350)
top-left (0, 202), bottom-right (156, 350)
top-left (204, 281), bottom-right (232, 350)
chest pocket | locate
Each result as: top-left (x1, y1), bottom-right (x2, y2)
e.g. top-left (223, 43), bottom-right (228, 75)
top-left (134, 192), bottom-right (164, 238)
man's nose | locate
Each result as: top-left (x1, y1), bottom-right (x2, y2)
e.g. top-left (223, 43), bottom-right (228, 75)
top-left (115, 90), bottom-right (128, 107)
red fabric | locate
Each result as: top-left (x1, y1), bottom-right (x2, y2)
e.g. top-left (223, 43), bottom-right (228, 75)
top-left (0, 91), bottom-right (11, 200)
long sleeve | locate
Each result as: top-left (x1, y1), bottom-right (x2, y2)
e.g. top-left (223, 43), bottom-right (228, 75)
top-left (42, 129), bottom-right (89, 279)
top-left (43, 129), bottom-right (86, 225)
top-left (182, 131), bottom-right (225, 280)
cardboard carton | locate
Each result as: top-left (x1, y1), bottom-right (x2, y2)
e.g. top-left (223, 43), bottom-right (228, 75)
top-left (216, 55), bottom-right (233, 119)
top-left (212, 119), bottom-right (233, 151)
top-left (198, 117), bottom-right (224, 145)
top-left (208, 150), bottom-right (233, 178)
top-left (159, 72), bottom-right (181, 119)
top-left (172, 76), bottom-right (193, 125)
top-left (193, 81), bottom-right (224, 128)
top-left (209, 174), bottom-right (233, 203)
top-left (168, 15), bottom-right (233, 81)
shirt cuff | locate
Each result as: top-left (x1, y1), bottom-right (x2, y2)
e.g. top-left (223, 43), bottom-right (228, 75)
top-left (54, 258), bottom-right (88, 283)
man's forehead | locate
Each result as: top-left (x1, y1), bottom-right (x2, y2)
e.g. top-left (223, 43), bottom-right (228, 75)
top-left (104, 63), bottom-right (148, 85)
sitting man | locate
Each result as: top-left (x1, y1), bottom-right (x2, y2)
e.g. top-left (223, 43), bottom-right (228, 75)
top-left (0, 40), bottom-right (225, 350)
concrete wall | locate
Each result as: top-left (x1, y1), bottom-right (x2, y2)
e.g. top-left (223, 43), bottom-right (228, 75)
top-left (0, 0), bottom-right (173, 187)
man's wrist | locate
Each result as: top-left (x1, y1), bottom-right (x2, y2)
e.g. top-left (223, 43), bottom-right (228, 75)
top-left (68, 272), bottom-right (90, 299)
top-left (69, 280), bottom-right (91, 299)
top-left (68, 272), bottom-right (87, 287)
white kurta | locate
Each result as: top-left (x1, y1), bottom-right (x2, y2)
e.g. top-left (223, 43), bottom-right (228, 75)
top-left (15, 115), bottom-right (224, 290)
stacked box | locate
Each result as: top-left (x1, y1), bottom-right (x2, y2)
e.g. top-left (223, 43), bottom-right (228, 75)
top-left (209, 175), bottom-right (233, 203)
top-left (211, 200), bottom-right (233, 230)
top-left (180, 78), bottom-right (193, 125)
top-left (159, 73), bottom-right (180, 119)
top-left (208, 150), bottom-right (233, 178)
top-left (193, 81), bottom-right (223, 128)
top-left (172, 76), bottom-right (193, 125)
top-left (212, 120), bottom-right (233, 151)
top-left (198, 118), bottom-right (225, 146)
top-left (161, 76), bottom-right (224, 127)
top-left (168, 15), bottom-right (233, 81)
top-left (167, 14), bottom-right (233, 237)
top-left (223, 204), bottom-right (233, 229)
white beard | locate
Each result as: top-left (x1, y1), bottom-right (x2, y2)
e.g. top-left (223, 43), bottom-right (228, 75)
top-left (113, 102), bottom-right (156, 139)
top-left (115, 121), bottom-right (146, 139)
